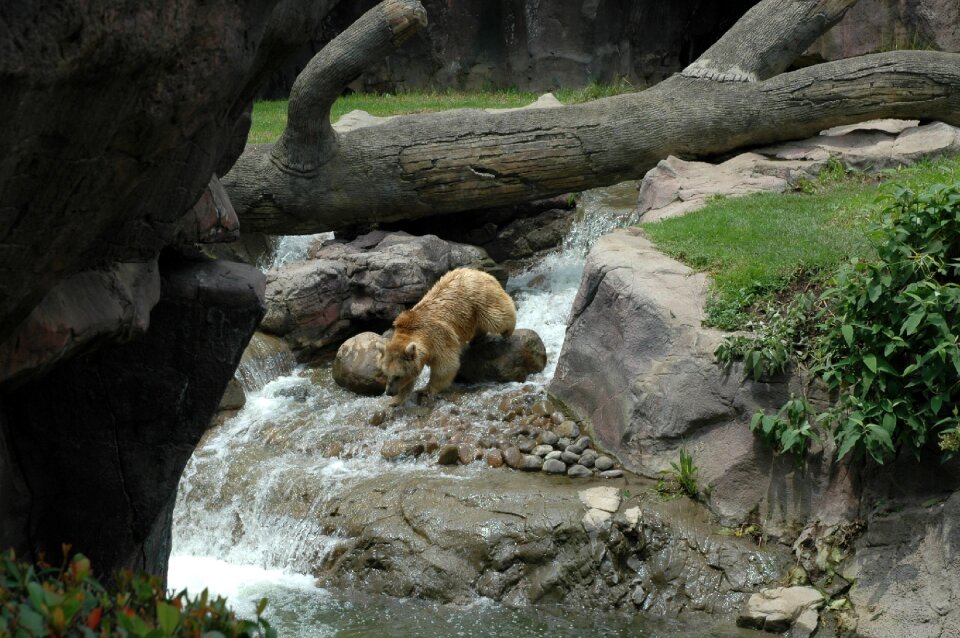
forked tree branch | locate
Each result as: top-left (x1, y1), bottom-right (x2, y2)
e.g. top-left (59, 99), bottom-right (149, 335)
top-left (223, 0), bottom-right (960, 234)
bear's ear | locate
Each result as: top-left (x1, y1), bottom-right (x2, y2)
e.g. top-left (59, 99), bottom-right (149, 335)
top-left (404, 342), bottom-right (418, 360)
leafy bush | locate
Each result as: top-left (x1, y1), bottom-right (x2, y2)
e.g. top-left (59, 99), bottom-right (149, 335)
top-left (717, 182), bottom-right (960, 462)
top-left (0, 549), bottom-right (274, 638)
top-left (816, 183), bottom-right (959, 461)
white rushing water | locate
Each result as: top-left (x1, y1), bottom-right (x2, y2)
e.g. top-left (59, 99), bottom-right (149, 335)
top-left (170, 182), bottom-right (641, 633)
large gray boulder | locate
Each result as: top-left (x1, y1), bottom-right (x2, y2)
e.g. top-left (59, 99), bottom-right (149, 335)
top-left (549, 228), bottom-right (858, 536)
top-left (261, 231), bottom-right (500, 357)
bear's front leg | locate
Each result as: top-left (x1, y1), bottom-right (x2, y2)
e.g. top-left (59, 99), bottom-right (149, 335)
top-left (424, 360), bottom-right (459, 398)
top-left (387, 377), bottom-right (417, 407)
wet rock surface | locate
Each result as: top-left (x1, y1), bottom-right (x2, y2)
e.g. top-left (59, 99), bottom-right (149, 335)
top-left (316, 470), bottom-right (787, 613)
top-left (456, 329), bottom-right (547, 384)
top-left (370, 386), bottom-right (625, 481)
top-left (261, 231), bottom-right (500, 357)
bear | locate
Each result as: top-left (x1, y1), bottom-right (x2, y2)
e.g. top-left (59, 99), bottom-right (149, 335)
top-left (376, 267), bottom-right (516, 407)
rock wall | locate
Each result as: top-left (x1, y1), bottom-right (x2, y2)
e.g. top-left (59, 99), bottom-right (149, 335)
top-left (549, 229), bottom-right (859, 538)
top-left (259, 0), bottom-right (759, 96)
top-left (806, 0), bottom-right (960, 63)
top-left (259, 0), bottom-right (960, 98)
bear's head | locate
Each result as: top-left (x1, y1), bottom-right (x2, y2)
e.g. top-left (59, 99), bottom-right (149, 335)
top-left (376, 338), bottom-right (425, 397)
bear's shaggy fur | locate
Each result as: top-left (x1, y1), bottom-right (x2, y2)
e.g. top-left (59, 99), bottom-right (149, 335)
top-left (376, 268), bottom-right (516, 406)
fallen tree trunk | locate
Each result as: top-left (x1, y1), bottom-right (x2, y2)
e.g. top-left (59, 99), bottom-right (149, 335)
top-left (223, 0), bottom-right (960, 235)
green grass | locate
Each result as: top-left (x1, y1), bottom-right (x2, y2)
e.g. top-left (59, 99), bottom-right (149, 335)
top-left (641, 156), bottom-right (960, 329)
top-left (247, 80), bottom-right (638, 145)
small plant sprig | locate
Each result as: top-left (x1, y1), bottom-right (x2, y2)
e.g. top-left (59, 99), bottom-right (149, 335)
top-left (657, 448), bottom-right (700, 499)
top-left (0, 548), bottom-right (275, 638)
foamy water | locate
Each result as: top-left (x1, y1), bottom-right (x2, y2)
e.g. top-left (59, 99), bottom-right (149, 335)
top-left (170, 182), bottom-right (642, 634)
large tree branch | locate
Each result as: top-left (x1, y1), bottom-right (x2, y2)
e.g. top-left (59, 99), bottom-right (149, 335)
top-left (223, 0), bottom-right (960, 235)
top-left (272, 0), bottom-right (426, 174)
top-left (683, 0), bottom-right (858, 81)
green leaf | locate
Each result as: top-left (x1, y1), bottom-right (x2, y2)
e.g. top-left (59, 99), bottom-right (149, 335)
top-left (841, 324), bottom-right (854, 348)
top-left (156, 601), bottom-right (179, 636)
top-left (902, 311), bottom-right (925, 335)
top-left (26, 581), bottom-right (46, 612)
top-left (931, 395), bottom-right (943, 415)
top-left (17, 607), bottom-right (45, 636)
top-left (882, 412), bottom-right (897, 433)
top-left (837, 432), bottom-right (861, 460)
top-left (867, 424), bottom-right (895, 453)
top-left (863, 354), bottom-right (878, 373)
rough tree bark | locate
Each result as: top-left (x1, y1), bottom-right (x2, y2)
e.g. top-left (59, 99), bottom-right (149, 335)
top-left (223, 0), bottom-right (960, 235)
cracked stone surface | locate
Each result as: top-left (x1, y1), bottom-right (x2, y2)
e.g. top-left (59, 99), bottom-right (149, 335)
top-left (579, 486), bottom-right (622, 513)
top-left (314, 469), bottom-right (786, 616)
top-left (549, 228), bottom-right (859, 538)
top-left (737, 586), bottom-right (824, 634)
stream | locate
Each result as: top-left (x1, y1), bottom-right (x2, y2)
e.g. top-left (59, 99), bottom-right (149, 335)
top-left (169, 183), bottom-right (762, 637)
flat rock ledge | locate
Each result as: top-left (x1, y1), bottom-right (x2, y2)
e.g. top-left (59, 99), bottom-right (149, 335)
top-left (314, 470), bottom-right (787, 618)
top-left (638, 120), bottom-right (960, 222)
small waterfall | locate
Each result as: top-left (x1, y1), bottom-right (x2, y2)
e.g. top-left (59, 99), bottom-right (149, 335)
top-left (170, 182), bottom-right (641, 633)
top-left (258, 233), bottom-right (334, 271)
top-left (234, 333), bottom-right (297, 393)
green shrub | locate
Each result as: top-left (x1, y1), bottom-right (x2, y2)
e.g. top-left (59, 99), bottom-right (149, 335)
top-left (816, 183), bottom-right (960, 461)
top-left (718, 182), bottom-right (960, 462)
top-left (0, 549), bottom-right (274, 638)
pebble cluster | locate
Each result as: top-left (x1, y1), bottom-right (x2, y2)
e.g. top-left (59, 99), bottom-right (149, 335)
top-left (376, 388), bottom-right (623, 479)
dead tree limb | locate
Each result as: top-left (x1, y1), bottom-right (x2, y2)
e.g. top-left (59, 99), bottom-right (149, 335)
top-left (223, 0), bottom-right (960, 235)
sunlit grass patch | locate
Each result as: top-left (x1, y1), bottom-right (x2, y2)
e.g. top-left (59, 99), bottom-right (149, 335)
top-left (641, 155), bottom-right (960, 329)
top-left (246, 81), bottom-right (639, 145)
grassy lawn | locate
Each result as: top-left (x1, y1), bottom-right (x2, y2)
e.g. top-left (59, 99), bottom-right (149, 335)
top-left (641, 156), bottom-right (960, 328)
top-left (247, 81), bottom-right (636, 144)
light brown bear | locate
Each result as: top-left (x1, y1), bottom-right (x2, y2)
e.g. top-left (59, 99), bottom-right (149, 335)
top-left (376, 268), bottom-right (516, 406)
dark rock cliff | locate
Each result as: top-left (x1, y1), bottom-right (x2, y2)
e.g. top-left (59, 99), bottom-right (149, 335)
top-left (0, 0), bottom-right (302, 576)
